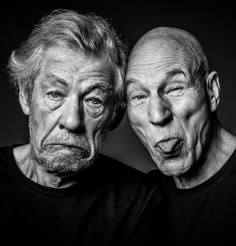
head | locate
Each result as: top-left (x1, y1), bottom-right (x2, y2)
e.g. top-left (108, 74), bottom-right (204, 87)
top-left (9, 9), bottom-right (127, 174)
top-left (126, 27), bottom-right (220, 177)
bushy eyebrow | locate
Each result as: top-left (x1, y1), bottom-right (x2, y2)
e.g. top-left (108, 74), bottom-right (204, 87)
top-left (82, 82), bottom-right (112, 97)
top-left (46, 74), bottom-right (68, 87)
top-left (85, 83), bottom-right (111, 91)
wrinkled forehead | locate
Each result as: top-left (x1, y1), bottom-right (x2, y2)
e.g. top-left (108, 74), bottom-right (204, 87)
top-left (39, 46), bottom-right (113, 80)
top-left (127, 37), bottom-right (196, 76)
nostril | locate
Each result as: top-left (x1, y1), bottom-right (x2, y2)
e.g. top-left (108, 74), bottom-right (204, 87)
top-left (149, 101), bottom-right (172, 126)
top-left (59, 124), bottom-right (64, 129)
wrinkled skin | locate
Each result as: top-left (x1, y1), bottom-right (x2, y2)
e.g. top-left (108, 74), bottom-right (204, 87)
top-left (16, 45), bottom-right (115, 187)
top-left (126, 28), bottom-right (220, 186)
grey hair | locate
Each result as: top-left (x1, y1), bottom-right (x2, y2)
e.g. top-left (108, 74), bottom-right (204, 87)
top-left (8, 9), bottom-right (127, 110)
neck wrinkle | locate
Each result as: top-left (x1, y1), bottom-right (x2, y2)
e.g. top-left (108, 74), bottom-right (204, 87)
top-left (13, 144), bottom-right (78, 189)
top-left (174, 122), bottom-right (236, 189)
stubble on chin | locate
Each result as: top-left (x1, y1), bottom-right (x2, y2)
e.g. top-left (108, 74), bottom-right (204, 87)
top-left (30, 144), bottom-right (98, 174)
top-left (30, 132), bottom-right (107, 174)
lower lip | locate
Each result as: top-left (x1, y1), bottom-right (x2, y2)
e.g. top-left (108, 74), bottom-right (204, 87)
top-left (45, 144), bottom-right (87, 153)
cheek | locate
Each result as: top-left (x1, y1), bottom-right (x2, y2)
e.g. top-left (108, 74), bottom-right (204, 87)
top-left (84, 109), bottom-right (110, 137)
top-left (127, 105), bottom-right (151, 145)
top-left (30, 101), bottom-right (58, 144)
top-left (127, 105), bottom-right (148, 128)
top-left (30, 102), bottom-right (44, 136)
top-left (173, 97), bottom-right (210, 147)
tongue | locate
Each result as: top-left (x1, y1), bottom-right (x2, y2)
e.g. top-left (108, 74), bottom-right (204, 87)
top-left (157, 139), bottom-right (180, 153)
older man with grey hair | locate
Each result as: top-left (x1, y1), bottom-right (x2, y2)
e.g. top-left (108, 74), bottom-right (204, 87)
top-left (0, 9), bottom-right (164, 245)
top-left (126, 27), bottom-right (236, 244)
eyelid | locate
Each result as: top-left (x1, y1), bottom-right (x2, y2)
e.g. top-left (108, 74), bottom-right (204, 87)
top-left (165, 85), bottom-right (185, 96)
top-left (85, 96), bottom-right (103, 102)
top-left (47, 90), bottom-right (65, 100)
top-left (84, 97), bottom-right (104, 108)
top-left (169, 85), bottom-right (184, 90)
top-left (131, 94), bottom-right (146, 99)
top-left (165, 81), bottom-right (186, 90)
top-left (128, 87), bottom-right (147, 95)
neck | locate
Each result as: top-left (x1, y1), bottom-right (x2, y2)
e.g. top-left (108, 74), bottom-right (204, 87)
top-left (13, 144), bottom-right (78, 188)
top-left (173, 122), bottom-right (236, 189)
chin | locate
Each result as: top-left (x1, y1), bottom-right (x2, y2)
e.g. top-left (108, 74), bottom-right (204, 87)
top-left (157, 159), bottom-right (191, 177)
top-left (36, 149), bottom-right (98, 174)
top-left (45, 155), bottom-right (96, 173)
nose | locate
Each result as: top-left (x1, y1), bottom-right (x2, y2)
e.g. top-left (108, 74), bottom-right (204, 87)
top-left (59, 97), bottom-right (85, 133)
top-left (148, 96), bottom-right (172, 126)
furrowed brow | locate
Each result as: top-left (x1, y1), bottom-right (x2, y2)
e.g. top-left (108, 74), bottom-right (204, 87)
top-left (83, 82), bottom-right (113, 96)
top-left (46, 74), bottom-right (68, 87)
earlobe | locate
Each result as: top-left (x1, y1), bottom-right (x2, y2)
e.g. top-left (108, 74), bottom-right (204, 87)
top-left (19, 86), bottom-right (30, 115)
top-left (206, 71), bottom-right (220, 112)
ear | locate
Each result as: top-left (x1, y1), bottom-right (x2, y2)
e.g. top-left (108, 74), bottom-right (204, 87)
top-left (19, 86), bottom-right (30, 115)
top-left (206, 71), bottom-right (220, 112)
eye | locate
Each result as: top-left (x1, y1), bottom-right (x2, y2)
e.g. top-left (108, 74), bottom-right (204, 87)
top-left (129, 94), bottom-right (147, 105)
top-left (47, 91), bottom-right (64, 100)
top-left (85, 97), bottom-right (103, 106)
top-left (133, 95), bottom-right (145, 100)
top-left (166, 86), bottom-right (184, 96)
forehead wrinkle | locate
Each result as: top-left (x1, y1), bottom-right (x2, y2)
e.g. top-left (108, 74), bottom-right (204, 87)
top-left (43, 46), bottom-right (111, 77)
top-left (130, 31), bottom-right (204, 74)
top-left (76, 72), bottom-right (109, 83)
top-left (130, 46), bottom-right (193, 65)
top-left (45, 74), bottom-right (68, 87)
top-left (41, 59), bottom-right (75, 84)
top-left (77, 79), bottom-right (113, 98)
top-left (128, 56), bottom-right (192, 80)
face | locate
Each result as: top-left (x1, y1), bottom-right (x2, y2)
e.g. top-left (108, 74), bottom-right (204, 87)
top-left (126, 41), bottom-right (212, 176)
top-left (22, 46), bottom-right (114, 174)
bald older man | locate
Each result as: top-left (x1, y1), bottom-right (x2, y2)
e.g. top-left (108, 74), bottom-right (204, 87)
top-left (126, 27), bottom-right (236, 244)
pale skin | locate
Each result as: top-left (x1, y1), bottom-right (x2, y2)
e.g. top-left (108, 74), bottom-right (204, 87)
top-left (14, 46), bottom-right (114, 188)
top-left (126, 27), bottom-right (236, 189)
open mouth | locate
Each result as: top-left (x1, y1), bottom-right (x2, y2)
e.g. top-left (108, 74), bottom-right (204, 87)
top-left (155, 138), bottom-right (183, 158)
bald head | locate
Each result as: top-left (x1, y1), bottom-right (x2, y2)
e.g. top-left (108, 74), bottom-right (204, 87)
top-left (128, 27), bottom-right (209, 82)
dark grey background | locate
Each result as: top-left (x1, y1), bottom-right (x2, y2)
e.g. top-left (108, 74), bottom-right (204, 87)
top-left (0, 2), bottom-right (235, 172)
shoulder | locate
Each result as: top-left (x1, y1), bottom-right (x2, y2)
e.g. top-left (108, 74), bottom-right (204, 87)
top-left (147, 168), bottom-right (166, 187)
top-left (96, 153), bottom-right (145, 178)
top-left (0, 145), bottom-right (17, 181)
top-left (0, 145), bottom-right (13, 164)
top-left (95, 154), bottom-right (154, 190)
top-left (96, 154), bottom-right (165, 214)
top-left (94, 153), bottom-right (164, 202)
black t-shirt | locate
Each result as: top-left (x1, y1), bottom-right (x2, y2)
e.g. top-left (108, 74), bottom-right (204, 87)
top-left (0, 146), bottom-right (164, 246)
top-left (149, 149), bottom-right (236, 245)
